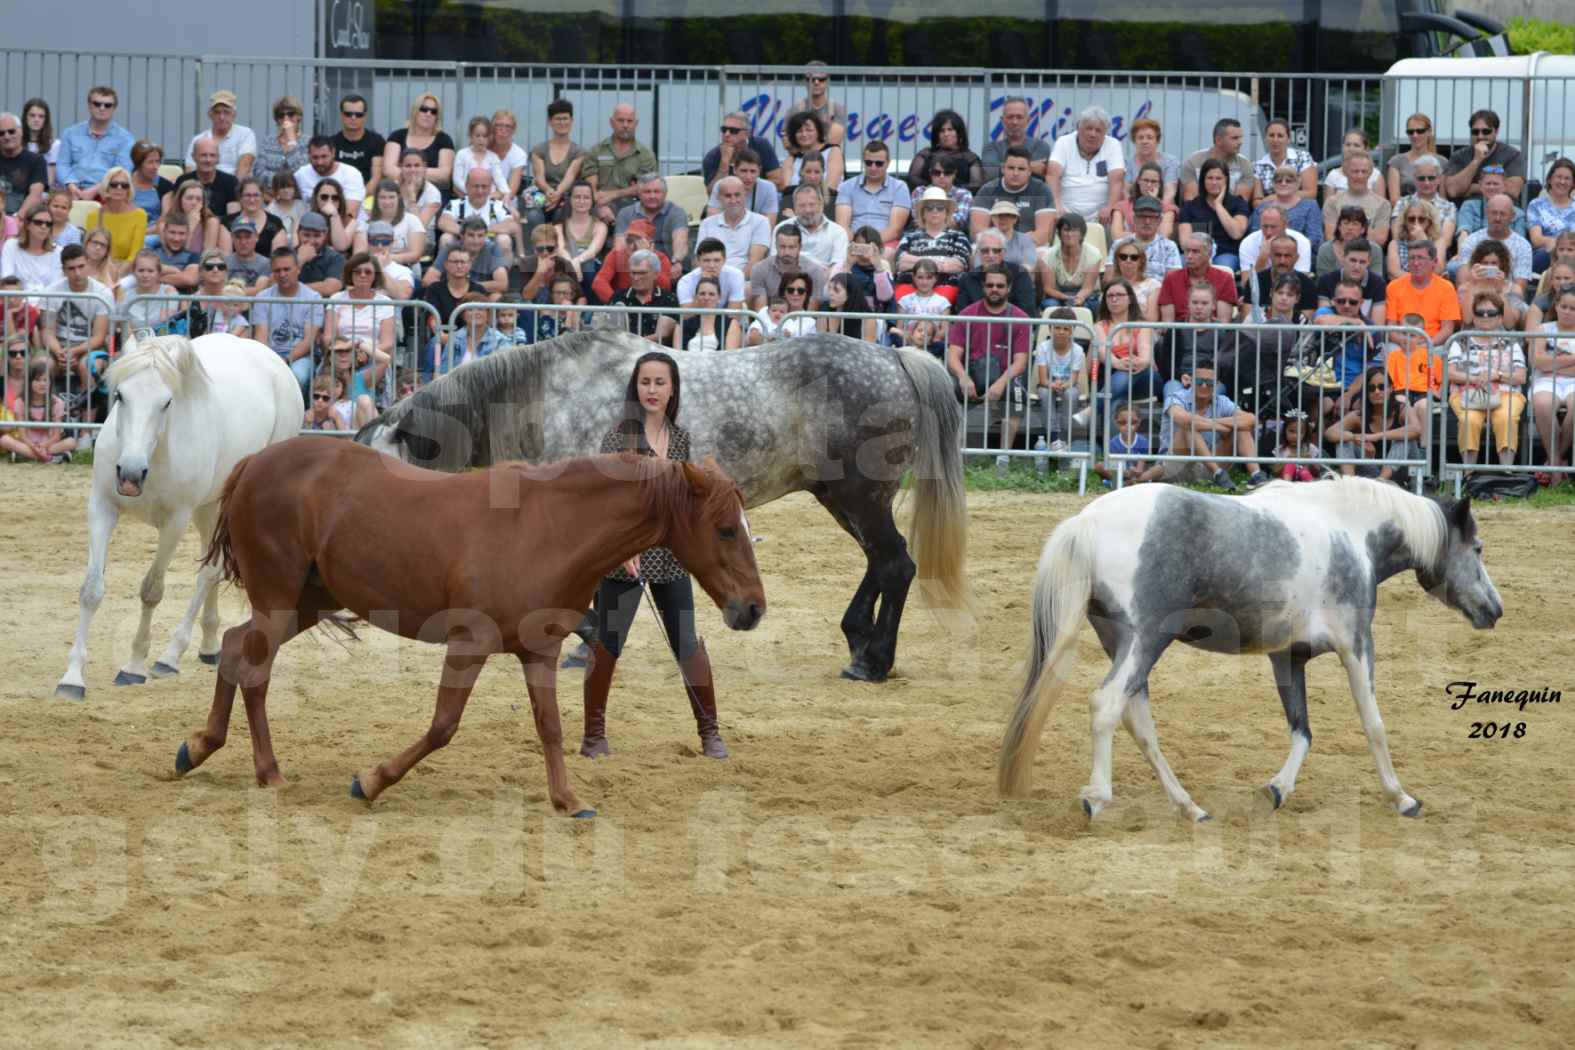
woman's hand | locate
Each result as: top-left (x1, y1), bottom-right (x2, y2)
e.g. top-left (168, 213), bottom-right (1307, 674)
top-left (623, 554), bottom-right (641, 578)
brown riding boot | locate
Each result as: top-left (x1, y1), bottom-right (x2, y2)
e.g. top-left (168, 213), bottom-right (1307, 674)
top-left (580, 641), bottom-right (617, 758)
top-left (679, 640), bottom-right (728, 759)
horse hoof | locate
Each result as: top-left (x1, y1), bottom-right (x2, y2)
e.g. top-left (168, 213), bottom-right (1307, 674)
top-left (839, 665), bottom-right (887, 683)
top-left (1197, 812), bottom-right (1213, 823)
top-left (198, 652), bottom-right (219, 666)
top-left (1401, 799), bottom-right (1423, 818)
top-left (113, 671), bottom-right (146, 687)
top-left (54, 683), bottom-right (86, 701)
top-left (1262, 784), bottom-right (1284, 810)
top-left (350, 775), bottom-right (368, 801)
top-left (1080, 798), bottom-right (1094, 819)
top-left (579, 737), bottom-right (611, 759)
top-left (571, 808), bottom-right (597, 819)
top-left (150, 661), bottom-right (180, 678)
top-left (175, 742), bottom-right (193, 776)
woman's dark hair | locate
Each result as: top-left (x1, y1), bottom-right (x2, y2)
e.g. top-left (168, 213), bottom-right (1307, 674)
top-left (693, 275), bottom-right (721, 297)
top-left (1271, 273), bottom-right (1305, 302)
top-left (340, 251), bottom-right (382, 288)
top-left (1544, 157), bottom-right (1575, 194)
top-left (852, 225), bottom-right (883, 248)
top-left (313, 176), bottom-right (351, 221)
top-left (618, 351), bottom-right (682, 451)
top-left (547, 98), bottom-right (574, 120)
top-left (784, 110), bottom-right (828, 152)
top-left (930, 153), bottom-right (961, 180)
top-left (777, 269), bottom-right (809, 295)
top-left (1097, 277), bottom-right (1137, 322)
top-left (1360, 366), bottom-right (1404, 427)
top-left (830, 272), bottom-right (871, 314)
top-left (22, 98), bottom-right (53, 152)
top-left (1336, 205), bottom-right (1370, 234)
top-left (927, 109), bottom-right (971, 152)
top-left (367, 177), bottom-right (405, 223)
top-left (1468, 239), bottom-right (1511, 272)
top-left (1196, 157), bottom-right (1230, 195)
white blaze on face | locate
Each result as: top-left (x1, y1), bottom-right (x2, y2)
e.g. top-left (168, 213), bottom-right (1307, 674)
top-left (112, 371), bottom-right (174, 499)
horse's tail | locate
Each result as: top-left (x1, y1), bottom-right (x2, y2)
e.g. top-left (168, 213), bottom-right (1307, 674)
top-left (893, 349), bottom-right (973, 621)
top-left (998, 511), bottom-right (1097, 799)
top-left (201, 452), bottom-right (255, 586)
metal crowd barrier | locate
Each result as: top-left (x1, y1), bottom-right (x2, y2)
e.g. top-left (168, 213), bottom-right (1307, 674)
top-left (1102, 320), bottom-right (1436, 493)
top-left (445, 301), bottom-right (759, 372)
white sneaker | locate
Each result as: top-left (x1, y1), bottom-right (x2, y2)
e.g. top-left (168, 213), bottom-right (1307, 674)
top-left (1049, 439), bottom-right (1069, 453)
top-left (1072, 408), bottom-right (1091, 427)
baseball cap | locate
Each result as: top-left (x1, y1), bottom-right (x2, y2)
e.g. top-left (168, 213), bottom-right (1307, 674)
top-left (367, 220), bottom-right (396, 238)
top-left (230, 218), bottom-right (257, 234)
top-left (298, 211), bottom-right (328, 232)
top-left (461, 215), bottom-right (488, 232)
top-left (1481, 164), bottom-right (1506, 175)
top-left (626, 218), bottom-right (657, 238)
top-left (1132, 195), bottom-right (1162, 215)
top-left (988, 199), bottom-right (1019, 217)
top-left (209, 90), bottom-right (238, 110)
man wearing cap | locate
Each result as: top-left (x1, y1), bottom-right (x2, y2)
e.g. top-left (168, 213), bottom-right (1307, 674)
top-left (185, 90), bottom-right (256, 179)
top-left (698, 176), bottom-right (771, 277)
top-left (1443, 108), bottom-right (1525, 204)
top-left (591, 219), bottom-right (674, 303)
top-left (169, 136), bottom-right (240, 217)
top-left (981, 96), bottom-right (1052, 184)
top-left (438, 167), bottom-right (520, 268)
top-left (970, 146), bottom-right (1055, 246)
top-left (703, 110), bottom-right (786, 193)
top-left (226, 219), bottom-right (270, 293)
top-left (774, 183), bottom-right (848, 270)
top-left (364, 221), bottom-right (414, 300)
top-left (614, 172), bottom-right (689, 267)
top-left (294, 212), bottom-right (345, 297)
top-left (1045, 106), bottom-right (1125, 228)
top-left (782, 62), bottom-right (848, 150)
top-left (295, 135), bottom-right (367, 214)
top-left (1106, 196), bottom-right (1183, 281)
top-left (589, 104), bottom-right (658, 227)
top-left (426, 217), bottom-right (510, 296)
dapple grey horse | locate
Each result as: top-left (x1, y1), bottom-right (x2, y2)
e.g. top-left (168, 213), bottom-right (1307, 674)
top-left (357, 330), bottom-right (971, 682)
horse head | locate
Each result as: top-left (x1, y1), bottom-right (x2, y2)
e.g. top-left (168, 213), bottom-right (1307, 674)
top-left (667, 456), bottom-right (766, 632)
top-left (101, 335), bottom-right (205, 499)
top-left (1421, 495), bottom-right (1503, 630)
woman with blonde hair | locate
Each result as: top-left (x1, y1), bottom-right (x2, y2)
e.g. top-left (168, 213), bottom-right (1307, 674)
top-left (381, 93), bottom-right (455, 194)
top-left (1385, 198), bottom-right (1440, 277)
top-left (253, 96), bottom-right (309, 190)
top-left (1387, 112), bottom-right (1441, 204)
top-left (488, 109), bottom-right (530, 201)
top-left (84, 166), bottom-right (147, 266)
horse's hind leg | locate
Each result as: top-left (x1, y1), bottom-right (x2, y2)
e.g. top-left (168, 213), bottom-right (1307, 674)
top-left (152, 502), bottom-right (221, 677)
top-left (1339, 639), bottom-right (1422, 817)
top-left (352, 642), bottom-right (487, 803)
top-left (1081, 641), bottom-right (1167, 820)
top-left (814, 484), bottom-right (914, 682)
top-left (1263, 648), bottom-right (1314, 810)
top-left (117, 509), bottom-right (192, 686)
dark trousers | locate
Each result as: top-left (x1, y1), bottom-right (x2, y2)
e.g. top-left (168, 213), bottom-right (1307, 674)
top-left (593, 575), bottom-right (699, 660)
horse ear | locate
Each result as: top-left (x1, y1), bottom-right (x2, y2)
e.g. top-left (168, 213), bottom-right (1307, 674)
top-left (1451, 494), bottom-right (1473, 529)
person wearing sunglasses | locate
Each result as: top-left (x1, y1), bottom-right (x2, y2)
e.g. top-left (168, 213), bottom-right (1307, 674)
top-left (331, 93), bottom-right (385, 189)
top-left (1443, 108), bottom-right (1525, 203)
top-left (184, 89), bottom-right (256, 180)
top-left (1387, 112), bottom-right (1440, 203)
top-left (1390, 154), bottom-right (1456, 252)
top-left (836, 140), bottom-right (912, 247)
top-left (4, 207), bottom-right (66, 303)
top-left (83, 165), bottom-right (147, 267)
top-left (381, 93), bottom-right (455, 197)
top-left (0, 111), bottom-right (48, 217)
top-left (702, 109), bottom-right (786, 195)
top-left (1448, 290), bottom-right (1528, 469)
top-left (56, 86), bottom-right (134, 201)
top-left (295, 135), bottom-right (367, 215)
top-left (781, 60), bottom-right (848, 155)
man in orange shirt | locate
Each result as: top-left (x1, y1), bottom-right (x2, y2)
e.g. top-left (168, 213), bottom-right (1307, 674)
top-left (1384, 240), bottom-right (1460, 344)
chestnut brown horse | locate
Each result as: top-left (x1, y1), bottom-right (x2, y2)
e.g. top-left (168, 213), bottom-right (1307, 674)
top-left (173, 437), bottom-right (765, 815)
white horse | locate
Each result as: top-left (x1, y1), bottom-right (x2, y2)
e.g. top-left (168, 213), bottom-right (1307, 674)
top-left (54, 333), bottom-right (304, 700)
top-left (999, 477), bottom-right (1503, 821)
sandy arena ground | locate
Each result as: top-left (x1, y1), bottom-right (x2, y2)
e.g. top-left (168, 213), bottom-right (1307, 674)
top-left (1, 463), bottom-right (1572, 1049)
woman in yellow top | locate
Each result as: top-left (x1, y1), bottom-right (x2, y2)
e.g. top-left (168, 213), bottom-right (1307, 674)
top-left (86, 166), bottom-right (148, 269)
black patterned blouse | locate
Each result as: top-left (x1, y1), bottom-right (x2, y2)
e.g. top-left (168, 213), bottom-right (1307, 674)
top-left (601, 422), bottom-right (692, 584)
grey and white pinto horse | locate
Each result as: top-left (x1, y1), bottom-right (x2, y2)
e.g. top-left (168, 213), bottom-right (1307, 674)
top-left (356, 330), bottom-right (971, 681)
top-left (999, 477), bottom-right (1503, 821)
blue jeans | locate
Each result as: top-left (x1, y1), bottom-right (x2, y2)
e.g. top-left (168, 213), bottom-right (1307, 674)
top-left (1213, 252), bottom-right (1240, 272)
top-left (285, 354), bottom-right (315, 395)
top-left (1106, 365), bottom-right (1159, 407)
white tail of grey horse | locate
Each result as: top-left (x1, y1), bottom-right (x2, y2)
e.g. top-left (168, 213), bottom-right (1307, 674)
top-left (997, 512), bottom-right (1098, 799)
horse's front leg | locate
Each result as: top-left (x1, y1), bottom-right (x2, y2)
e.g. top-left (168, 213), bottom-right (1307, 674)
top-left (118, 508), bottom-right (193, 686)
top-left (55, 490), bottom-right (119, 700)
top-left (152, 501), bottom-right (221, 677)
top-left (352, 643), bottom-right (487, 802)
top-left (1339, 636), bottom-right (1422, 817)
top-left (519, 650), bottom-right (594, 818)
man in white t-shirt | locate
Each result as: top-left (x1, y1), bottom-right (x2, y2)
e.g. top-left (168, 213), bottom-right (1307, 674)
top-left (295, 135), bottom-right (368, 212)
top-left (676, 238), bottom-right (746, 308)
top-left (1045, 106), bottom-right (1125, 228)
top-left (1237, 203), bottom-right (1312, 277)
top-left (697, 176), bottom-right (770, 277)
top-left (774, 183), bottom-right (848, 269)
top-left (185, 90), bottom-right (257, 179)
top-left (43, 244), bottom-right (114, 402)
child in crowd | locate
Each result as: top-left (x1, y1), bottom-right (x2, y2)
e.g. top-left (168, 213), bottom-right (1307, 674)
top-left (1034, 307), bottom-right (1089, 446)
top-left (216, 280), bottom-right (253, 338)
top-left (1, 276), bottom-right (40, 347)
top-left (1093, 403), bottom-right (1150, 484)
top-left (326, 336), bottom-right (387, 429)
top-left (447, 298), bottom-right (504, 367)
top-left (303, 374), bottom-right (343, 431)
top-left (1384, 313), bottom-right (1442, 445)
top-left (1273, 408), bottom-right (1322, 481)
top-left (394, 368), bottom-right (417, 402)
top-left (10, 358), bottom-right (76, 462)
top-left (896, 259), bottom-right (950, 323)
top-left (453, 116), bottom-right (509, 198)
top-left (492, 303), bottom-right (533, 348)
top-left (898, 318), bottom-right (946, 358)
top-left (747, 296), bottom-right (792, 345)
top-left (266, 172), bottom-right (307, 240)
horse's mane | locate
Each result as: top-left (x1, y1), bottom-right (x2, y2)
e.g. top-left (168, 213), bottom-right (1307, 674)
top-left (1254, 476), bottom-right (1445, 571)
top-left (103, 333), bottom-right (209, 395)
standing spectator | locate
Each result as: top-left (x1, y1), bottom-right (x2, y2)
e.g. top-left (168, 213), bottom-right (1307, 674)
top-left (1124, 117), bottom-right (1178, 207)
top-left (1443, 109), bottom-right (1525, 203)
top-left (1323, 129), bottom-right (1384, 194)
top-left (2, 203), bottom-right (63, 298)
top-left (1158, 234), bottom-right (1238, 322)
top-left (1527, 158), bottom-right (1575, 275)
top-left (1391, 155), bottom-right (1456, 256)
top-left (608, 249), bottom-right (678, 344)
top-left (1452, 165), bottom-right (1525, 250)
top-left (56, 86), bottom-right (134, 201)
top-left (1388, 112), bottom-right (1442, 203)
top-left (616, 173), bottom-right (689, 267)
top-left (907, 110), bottom-right (985, 193)
top-left (588, 103), bottom-right (657, 227)
top-left (1039, 211), bottom-right (1102, 311)
top-left (1447, 290), bottom-right (1527, 468)
top-left (591, 220), bottom-right (673, 304)
top-left (777, 183), bottom-right (848, 270)
top-left (1181, 118), bottom-right (1252, 201)
top-left (677, 238), bottom-right (746, 309)
top-left (698, 177), bottom-right (770, 277)
top-left (252, 247), bottom-right (324, 393)
top-left (836, 140), bottom-right (911, 246)
top-left (1178, 158), bottom-right (1250, 271)
top-left (988, 200), bottom-right (1038, 271)
top-left (782, 111), bottom-right (844, 194)
top-left (381, 94), bottom-right (456, 196)
top-left (1249, 118), bottom-right (1317, 203)
top-left (750, 224), bottom-right (827, 309)
top-left (1451, 195), bottom-right (1534, 296)
top-left (970, 146), bottom-right (1055, 246)
top-left (1107, 196), bottom-right (1182, 283)
top-left (330, 94), bottom-right (385, 190)
top-left (954, 229), bottom-right (1036, 317)
top-left (947, 263), bottom-right (1031, 467)
top-left (21, 99), bottom-right (57, 186)
top-left (892, 187), bottom-right (971, 301)
top-left (185, 90), bottom-right (256, 179)
top-left (1045, 106), bottom-right (1125, 229)
top-left (1316, 237), bottom-right (1386, 325)
top-left (127, 141), bottom-right (174, 226)
top-left (703, 111), bottom-right (784, 192)
top-left (453, 115), bottom-right (510, 199)
top-left (85, 167), bottom-right (146, 266)
top-left (252, 96), bottom-right (309, 192)
top-left (1385, 241), bottom-right (1459, 343)
top-left (296, 136), bottom-right (367, 214)
top-left (0, 112), bottom-right (48, 218)
top-left (782, 61), bottom-right (848, 148)
top-left (530, 99), bottom-right (588, 223)
top-left (981, 96), bottom-right (1051, 183)
top-left (1531, 287), bottom-right (1575, 481)
top-left (226, 178), bottom-right (286, 257)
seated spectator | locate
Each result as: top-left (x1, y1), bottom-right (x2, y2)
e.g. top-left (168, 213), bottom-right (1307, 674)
top-left (186, 90), bottom-right (256, 179)
top-left (1124, 117), bottom-right (1178, 208)
top-left (698, 177), bottom-right (771, 276)
top-left (924, 154), bottom-right (973, 230)
top-left (532, 275), bottom-right (590, 340)
top-left (1181, 118), bottom-right (1253, 201)
top-left (834, 225), bottom-right (896, 312)
top-left (47, 189), bottom-right (83, 248)
top-left (954, 230), bottom-right (1035, 317)
top-left (1324, 366), bottom-right (1424, 481)
top-left (822, 272), bottom-right (885, 342)
top-left (452, 115), bottom-right (510, 199)
top-left (1249, 119), bottom-right (1317, 204)
top-left (1453, 165), bottom-right (1525, 251)
top-left (1388, 112), bottom-right (1442, 203)
top-left (116, 250), bottom-right (180, 337)
top-left (836, 140), bottom-right (911, 246)
top-left (491, 301), bottom-right (534, 348)
top-left (1158, 235), bottom-right (1237, 322)
top-left (295, 212), bottom-right (347, 297)
top-left (0, 112), bottom-right (48, 218)
top-left (426, 217), bottom-right (508, 297)
top-left (1323, 129), bottom-right (1383, 195)
top-left (895, 259), bottom-right (951, 321)
top-left (490, 113), bottom-right (532, 210)
top-left (1249, 237), bottom-right (1319, 320)
top-left (1155, 283), bottom-right (1255, 396)
top-left (1391, 154), bottom-right (1455, 252)
top-left (987, 200), bottom-right (1039, 272)
top-left (1250, 164), bottom-right (1324, 258)
top-left (1450, 195), bottom-right (1533, 297)
top-left (1527, 158), bottom-right (1575, 275)
top-left (42, 244), bottom-right (112, 401)
top-left (1386, 242), bottom-right (1461, 343)
top-left (746, 276), bottom-right (818, 345)
top-left (1039, 211), bottom-right (1102, 311)
top-left (1443, 109), bottom-right (1525, 204)
top-left (56, 86), bottom-right (134, 201)
top-left (266, 172), bottom-right (308, 241)
top-left (1531, 287), bottom-right (1575, 481)
top-left (253, 95), bottom-right (308, 192)
top-left (982, 96), bottom-right (1051, 183)
top-left (970, 145), bottom-right (1055, 246)
top-left (782, 61), bottom-right (848, 149)
top-left (1312, 277), bottom-right (1387, 417)
top-left (395, 150), bottom-right (442, 233)
top-left (607, 250), bottom-right (679, 344)
top-left (907, 110), bottom-right (984, 193)
top-left (181, 250), bottom-right (236, 338)
top-left (227, 178), bottom-right (286, 257)
top-left (782, 111), bottom-right (844, 198)
top-left (1035, 307), bottom-right (1090, 442)
top-left (673, 275), bottom-right (739, 352)
top-left (591, 220), bottom-right (673, 304)
top-left (892, 187), bottom-right (972, 301)
top-left (1, 276), bottom-right (41, 348)
top-left (781, 152), bottom-right (832, 223)
top-left (381, 93), bottom-right (457, 197)
top-left (1527, 255), bottom-right (1575, 330)
top-left (1387, 199), bottom-right (1445, 278)
top-left (164, 180), bottom-right (226, 258)
top-left (80, 229), bottom-right (119, 289)
top-left (20, 99), bottom-right (57, 186)
top-left (530, 99), bottom-right (588, 223)
top-left (363, 222), bottom-right (414, 300)
top-left (1239, 204), bottom-right (1312, 282)
top-left (1113, 164), bottom-right (1177, 242)
top-left (1316, 207), bottom-right (1385, 280)
top-left (1108, 196), bottom-right (1182, 285)
top-left (445, 298), bottom-right (504, 371)
top-left (777, 183), bottom-right (848, 270)
top-left (152, 213), bottom-right (199, 292)
top-left (252, 247), bottom-right (325, 393)
top-left (1453, 239), bottom-right (1526, 330)
top-left (1385, 316), bottom-right (1444, 442)
top-left (557, 182), bottom-right (608, 290)
top-left (615, 173), bottom-right (688, 268)
top-left (1140, 354), bottom-right (1266, 490)
top-left (1322, 154), bottom-right (1390, 249)
top-left (706, 149), bottom-right (779, 221)
top-left (355, 179), bottom-right (426, 265)
top-left (1257, 275), bottom-right (1318, 396)
top-left (126, 141), bottom-right (173, 227)
top-left (704, 111), bottom-right (785, 192)
top-left (175, 136), bottom-right (242, 221)
top-left (439, 168), bottom-right (520, 269)
top-left (8, 358), bottom-right (76, 461)
top-left (945, 264), bottom-right (1031, 463)
top-left (1448, 290), bottom-right (1527, 468)
top-left (303, 373), bottom-right (346, 432)
top-left (750, 223), bottom-right (827, 309)
top-left (1107, 238), bottom-right (1161, 320)
top-left (296, 135), bottom-right (367, 215)
top-left (419, 247), bottom-right (489, 375)
top-left (1178, 159), bottom-right (1250, 271)
top-left (331, 94), bottom-right (386, 191)
top-left (677, 238), bottom-right (746, 309)
top-left (325, 252), bottom-right (397, 359)
top-left (1092, 278), bottom-right (1158, 406)
top-left (1045, 106), bottom-right (1125, 228)
top-left (308, 178), bottom-right (360, 254)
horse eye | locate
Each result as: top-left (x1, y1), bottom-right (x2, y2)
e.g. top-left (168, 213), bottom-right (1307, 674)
top-left (163, 399), bottom-right (173, 411)
top-left (719, 526), bottom-right (738, 540)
